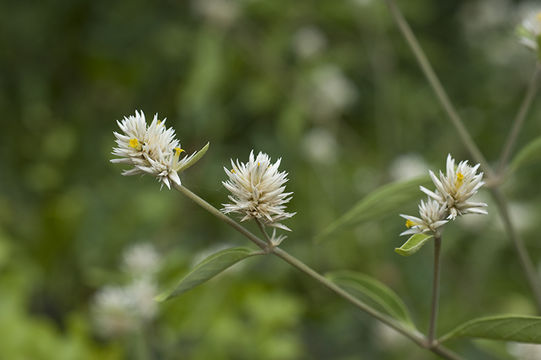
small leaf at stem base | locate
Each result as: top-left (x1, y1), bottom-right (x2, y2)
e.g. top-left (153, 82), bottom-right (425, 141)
top-left (395, 233), bottom-right (433, 256)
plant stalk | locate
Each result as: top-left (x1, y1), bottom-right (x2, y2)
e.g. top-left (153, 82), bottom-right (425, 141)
top-left (383, 0), bottom-right (493, 178)
top-left (498, 64), bottom-right (541, 174)
top-left (174, 183), bottom-right (463, 360)
top-left (428, 235), bottom-right (442, 346)
top-left (490, 188), bottom-right (541, 311)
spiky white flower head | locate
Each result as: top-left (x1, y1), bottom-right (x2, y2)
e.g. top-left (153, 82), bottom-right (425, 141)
top-left (122, 243), bottom-right (161, 278)
top-left (400, 197), bottom-right (448, 236)
top-left (92, 286), bottom-right (138, 337)
top-left (111, 110), bottom-right (201, 189)
top-left (420, 154), bottom-right (488, 220)
top-left (518, 10), bottom-right (541, 51)
top-left (222, 151), bottom-right (295, 231)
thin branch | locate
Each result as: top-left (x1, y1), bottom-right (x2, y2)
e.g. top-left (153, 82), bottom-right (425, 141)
top-left (498, 64), bottom-right (541, 173)
top-left (174, 183), bottom-right (269, 250)
top-left (255, 218), bottom-right (273, 247)
top-left (490, 188), bottom-right (541, 312)
top-left (174, 183), bottom-right (463, 360)
top-left (384, 0), bottom-right (493, 178)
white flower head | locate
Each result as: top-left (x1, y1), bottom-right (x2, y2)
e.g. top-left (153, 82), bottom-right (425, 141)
top-left (126, 279), bottom-right (158, 321)
top-left (389, 153), bottom-right (428, 181)
top-left (122, 243), bottom-right (161, 278)
top-left (92, 280), bottom-right (158, 338)
top-left (420, 154), bottom-right (488, 220)
top-left (518, 10), bottom-right (541, 51)
top-left (292, 26), bottom-right (327, 59)
top-left (192, 0), bottom-right (240, 28)
top-left (307, 65), bottom-right (358, 122)
top-left (92, 286), bottom-right (138, 337)
top-left (400, 197), bottom-right (448, 236)
top-left (222, 151), bottom-right (295, 231)
top-left (111, 110), bottom-right (201, 189)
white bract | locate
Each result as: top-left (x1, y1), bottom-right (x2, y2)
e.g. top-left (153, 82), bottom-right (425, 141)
top-left (111, 110), bottom-right (200, 189)
top-left (518, 10), bottom-right (541, 51)
top-left (400, 198), bottom-right (448, 236)
top-left (222, 151), bottom-right (295, 231)
top-left (420, 154), bottom-right (487, 220)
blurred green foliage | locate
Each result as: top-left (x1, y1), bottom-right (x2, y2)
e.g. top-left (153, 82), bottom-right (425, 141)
top-left (1, 0), bottom-right (541, 358)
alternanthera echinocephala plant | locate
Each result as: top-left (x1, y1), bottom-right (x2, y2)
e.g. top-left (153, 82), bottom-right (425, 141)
top-left (396, 154), bottom-right (487, 347)
top-left (110, 112), bottom-right (463, 358)
top-left (110, 106), bottom-right (541, 360)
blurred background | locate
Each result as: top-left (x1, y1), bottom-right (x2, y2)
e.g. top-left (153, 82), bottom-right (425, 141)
top-left (1, 0), bottom-right (541, 358)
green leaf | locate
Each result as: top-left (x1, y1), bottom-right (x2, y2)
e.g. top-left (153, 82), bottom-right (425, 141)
top-left (178, 142), bottom-right (210, 172)
top-left (440, 315), bottom-right (541, 344)
top-left (509, 136), bottom-right (541, 173)
top-left (326, 270), bottom-right (415, 327)
top-left (316, 175), bottom-right (431, 241)
top-left (394, 233), bottom-right (433, 256)
top-left (156, 247), bottom-right (259, 301)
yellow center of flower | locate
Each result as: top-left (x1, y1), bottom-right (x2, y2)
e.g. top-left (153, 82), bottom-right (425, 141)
top-left (129, 138), bottom-right (142, 151)
top-left (405, 219), bottom-right (416, 228)
top-left (174, 147), bottom-right (185, 157)
top-left (456, 172), bottom-right (464, 186)
top-left (537, 12), bottom-right (541, 22)
top-left (231, 169), bottom-right (236, 173)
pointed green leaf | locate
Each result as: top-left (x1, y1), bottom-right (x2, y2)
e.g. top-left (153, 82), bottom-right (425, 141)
top-left (509, 136), bottom-right (541, 173)
top-left (440, 315), bottom-right (541, 344)
top-left (326, 270), bottom-right (415, 327)
top-left (156, 246), bottom-right (259, 301)
top-left (394, 233), bottom-right (433, 256)
top-left (178, 142), bottom-right (210, 172)
top-left (317, 175), bottom-right (431, 241)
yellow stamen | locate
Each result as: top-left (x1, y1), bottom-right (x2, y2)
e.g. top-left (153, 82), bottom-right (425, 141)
top-left (129, 138), bottom-right (142, 151)
top-left (456, 172), bottom-right (464, 186)
top-left (405, 219), bottom-right (415, 228)
top-left (537, 12), bottom-right (541, 21)
top-left (174, 147), bottom-right (185, 157)
top-left (231, 169), bottom-right (236, 173)
top-left (158, 120), bottom-right (162, 125)
top-left (257, 162), bottom-right (260, 166)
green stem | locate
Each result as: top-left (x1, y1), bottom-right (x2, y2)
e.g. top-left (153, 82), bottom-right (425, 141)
top-left (490, 188), bottom-right (541, 312)
top-left (428, 235), bottom-right (442, 346)
top-left (383, 0), bottom-right (493, 178)
top-left (174, 183), bottom-right (269, 250)
top-left (498, 64), bottom-right (541, 174)
top-left (255, 218), bottom-right (274, 249)
top-left (173, 183), bottom-right (463, 360)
